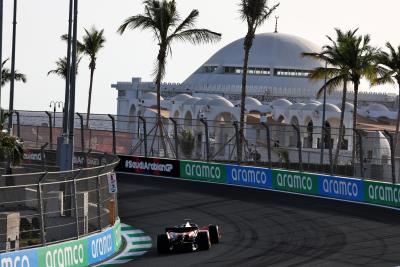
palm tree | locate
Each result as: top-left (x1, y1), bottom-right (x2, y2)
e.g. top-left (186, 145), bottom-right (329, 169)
top-left (238, 0), bottom-right (279, 163)
top-left (47, 56), bottom-right (80, 80)
top-left (0, 109), bottom-right (24, 167)
top-left (118, 0), bottom-right (221, 155)
top-left (1, 58), bottom-right (27, 108)
top-left (304, 29), bottom-right (381, 171)
top-left (374, 42), bottom-right (400, 154)
top-left (78, 27), bottom-right (106, 128)
top-left (1, 59), bottom-right (27, 86)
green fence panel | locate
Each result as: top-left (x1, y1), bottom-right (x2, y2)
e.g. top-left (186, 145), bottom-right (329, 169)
top-left (364, 180), bottom-right (400, 207)
top-left (272, 169), bottom-right (318, 195)
top-left (38, 238), bottom-right (88, 267)
top-left (179, 160), bottom-right (227, 184)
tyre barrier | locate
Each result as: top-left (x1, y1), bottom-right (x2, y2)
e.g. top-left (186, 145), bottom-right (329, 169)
top-left (116, 155), bottom-right (400, 209)
top-left (0, 219), bottom-right (122, 267)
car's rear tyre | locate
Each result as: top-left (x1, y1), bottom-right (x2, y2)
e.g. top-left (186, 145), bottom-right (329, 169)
top-left (197, 231), bottom-right (211, 250)
top-left (157, 234), bottom-right (170, 254)
top-left (208, 225), bottom-right (220, 244)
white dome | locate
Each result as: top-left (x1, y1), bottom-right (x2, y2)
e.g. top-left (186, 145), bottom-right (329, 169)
top-left (173, 94), bottom-right (192, 102)
top-left (183, 32), bottom-right (324, 91)
top-left (367, 103), bottom-right (389, 112)
top-left (142, 92), bottom-right (164, 101)
top-left (271, 99), bottom-right (292, 108)
top-left (289, 103), bottom-right (305, 110)
top-left (182, 97), bottom-right (201, 106)
top-left (301, 103), bottom-right (319, 110)
top-left (208, 97), bottom-right (234, 108)
top-left (245, 97), bottom-right (262, 106)
top-left (195, 97), bottom-right (213, 106)
top-left (316, 103), bottom-right (341, 113)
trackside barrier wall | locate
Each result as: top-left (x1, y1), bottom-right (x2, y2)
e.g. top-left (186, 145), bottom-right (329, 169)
top-left (117, 155), bottom-right (400, 210)
top-left (0, 219), bottom-right (121, 267)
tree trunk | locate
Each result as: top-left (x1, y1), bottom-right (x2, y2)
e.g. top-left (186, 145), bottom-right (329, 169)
top-left (155, 47), bottom-right (167, 156)
top-left (239, 32), bottom-right (254, 164)
top-left (352, 82), bottom-right (359, 175)
top-left (85, 65), bottom-right (95, 129)
top-left (394, 78), bottom-right (400, 164)
top-left (239, 43), bottom-right (251, 164)
top-left (333, 82), bottom-right (347, 171)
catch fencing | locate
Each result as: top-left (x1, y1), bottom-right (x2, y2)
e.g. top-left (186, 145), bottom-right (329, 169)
top-left (8, 110), bottom-right (399, 183)
top-left (0, 151), bottom-right (119, 253)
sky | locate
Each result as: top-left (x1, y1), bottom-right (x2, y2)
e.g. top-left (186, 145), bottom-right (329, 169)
top-left (1, 0), bottom-right (399, 114)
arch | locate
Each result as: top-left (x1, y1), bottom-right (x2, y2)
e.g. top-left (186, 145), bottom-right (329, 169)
top-left (173, 110), bottom-right (180, 119)
top-left (128, 105), bottom-right (137, 133)
top-left (184, 111), bottom-right (193, 130)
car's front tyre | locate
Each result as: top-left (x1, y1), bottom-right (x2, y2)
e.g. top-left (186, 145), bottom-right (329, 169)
top-left (157, 234), bottom-right (171, 254)
top-left (196, 231), bottom-right (211, 250)
top-left (208, 225), bottom-right (220, 244)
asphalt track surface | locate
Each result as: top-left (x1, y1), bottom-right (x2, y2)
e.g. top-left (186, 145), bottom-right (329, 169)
top-left (117, 173), bottom-right (400, 267)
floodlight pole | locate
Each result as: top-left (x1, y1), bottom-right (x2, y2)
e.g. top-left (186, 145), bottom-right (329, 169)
top-left (63, 0), bottom-right (73, 135)
top-left (7, 0), bottom-right (17, 132)
top-left (0, 0), bottom-right (3, 109)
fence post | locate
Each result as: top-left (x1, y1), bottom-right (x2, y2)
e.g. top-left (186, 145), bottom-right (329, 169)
top-left (384, 130), bottom-right (396, 183)
top-left (96, 165), bottom-right (106, 231)
top-left (37, 172), bottom-right (48, 245)
top-left (14, 111), bottom-right (20, 137)
top-left (107, 114), bottom-right (116, 154)
top-left (40, 143), bottom-right (48, 171)
top-left (325, 127), bottom-right (333, 175)
top-left (233, 121), bottom-right (240, 165)
top-left (354, 129), bottom-right (364, 179)
top-left (169, 118), bottom-right (179, 159)
top-left (261, 122), bottom-right (272, 169)
top-left (72, 170), bottom-right (82, 239)
top-left (292, 124), bottom-right (303, 172)
top-left (200, 119), bottom-right (210, 162)
top-left (45, 111), bottom-right (53, 150)
top-left (138, 116), bottom-right (147, 157)
top-left (76, 113), bottom-right (85, 153)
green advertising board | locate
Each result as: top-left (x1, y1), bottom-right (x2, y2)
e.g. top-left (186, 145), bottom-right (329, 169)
top-left (180, 160), bottom-right (227, 183)
top-left (113, 219), bottom-right (122, 251)
top-left (364, 180), bottom-right (400, 207)
top-left (38, 238), bottom-right (88, 267)
top-left (272, 169), bottom-right (318, 195)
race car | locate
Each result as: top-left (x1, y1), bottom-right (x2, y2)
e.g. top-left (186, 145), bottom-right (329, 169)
top-left (157, 220), bottom-right (221, 253)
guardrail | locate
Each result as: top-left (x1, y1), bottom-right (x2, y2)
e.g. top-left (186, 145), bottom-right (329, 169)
top-left (0, 152), bottom-right (120, 254)
top-left (0, 218), bottom-right (121, 267)
top-left (116, 155), bottom-right (400, 210)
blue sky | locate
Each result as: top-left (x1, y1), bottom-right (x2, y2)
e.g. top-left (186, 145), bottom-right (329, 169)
top-left (1, 0), bottom-right (399, 114)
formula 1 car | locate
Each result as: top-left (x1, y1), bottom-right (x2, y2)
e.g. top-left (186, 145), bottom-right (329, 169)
top-left (157, 220), bottom-right (221, 253)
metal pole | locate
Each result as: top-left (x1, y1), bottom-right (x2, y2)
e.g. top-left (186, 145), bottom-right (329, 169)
top-left (384, 130), bottom-right (396, 183)
top-left (14, 110), bottom-right (20, 137)
top-left (292, 124), bottom-right (303, 172)
top-left (354, 129), bottom-right (364, 179)
top-left (96, 166), bottom-right (106, 230)
top-left (7, 0), bottom-right (17, 132)
top-left (45, 111), bottom-right (53, 150)
top-left (40, 143), bottom-right (48, 171)
top-left (0, 0), bottom-right (3, 109)
top-left (139, 116), bottom-right (147, 157)
top-left (261, 122), bottom-right (272, 169)
top-left (200, 119), bottom-right (209, 162)
top-left (63, 0), bottom-right (74, 134)
top-left (76, 113), bottom-right (84, 152)
top-left (67, 0), bottom-right (78, 170)
top-left (72, 170), bottom-right (81, 238)
top-left (108, 114), bottom-right (116, 154)
top-left (233, 121), bottom-right (240, 164)
top-left (169, 118), bottom-right (179, 159)
top-left (37, 173), bottom-right (48, 245)
top-left (320, 60), bottom-right (328, 167)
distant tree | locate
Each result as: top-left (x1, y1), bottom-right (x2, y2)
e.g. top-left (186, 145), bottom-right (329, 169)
top-left (79, 27), bottom-right (106, 128)
top-left (374, 42), bottom-right (400, 154)
top-left (47, 56), bottom-right (81, 80)
top-left (0, 109), bottom-right (24, 167)
top-left (238, 0), bottom-right (279, 163)
top-left (1, 59), bottom-right (27, 87)
top-left (118, 0), bottom-right (221, 154)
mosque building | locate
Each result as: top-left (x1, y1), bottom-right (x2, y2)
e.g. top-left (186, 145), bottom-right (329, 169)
top-left (112, 32), bottom-right (398, 181)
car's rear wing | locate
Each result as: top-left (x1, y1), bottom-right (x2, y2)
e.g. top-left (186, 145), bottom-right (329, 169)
top-left (166, 227), bottom-right (198, 233)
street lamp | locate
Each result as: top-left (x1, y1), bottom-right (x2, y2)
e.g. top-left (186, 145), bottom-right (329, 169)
top-left (49, 101), bottom-right (64, 127)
